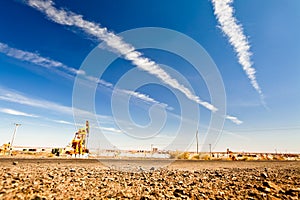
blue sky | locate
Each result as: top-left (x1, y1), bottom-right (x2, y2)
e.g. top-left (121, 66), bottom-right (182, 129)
top-left (0, 0), bottom-right (299, 153)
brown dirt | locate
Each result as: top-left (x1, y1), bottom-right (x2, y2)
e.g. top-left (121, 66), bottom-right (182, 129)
top-left (0, 158), bottom-right (299, 199)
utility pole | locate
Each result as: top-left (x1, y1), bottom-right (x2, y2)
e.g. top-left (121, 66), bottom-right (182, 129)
top-left (195, 129), bottom-right (199, 154)
top-left (209, 143), bottom-right (212, 157)
top-left (10, 123), bottom-right (21, 156)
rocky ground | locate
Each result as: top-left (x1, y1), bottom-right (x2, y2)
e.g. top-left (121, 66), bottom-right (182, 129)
top-left (0, 158), bottom-right (299, 199)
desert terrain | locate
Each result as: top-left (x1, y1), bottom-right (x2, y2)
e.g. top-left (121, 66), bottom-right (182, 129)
top-left (0, 158), bottom-right (299, 199)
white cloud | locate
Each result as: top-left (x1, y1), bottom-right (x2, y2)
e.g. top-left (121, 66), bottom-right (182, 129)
top-left (85, 76), bottom-right (113, 88)
top-left (26, 0), bottom-right (250, 126)
top-left (0, 86), bottom-right (129, 136)
top-left (48, 118), bottom-right (122, 134)
top-left (51, 119), bottom-right (74, 125)
top-left (0, 41), bottom-right (170, 109)
top-left (211, 0), bottom-right (263, 97)
top-left (0, 87), bottom-right (113, 122)
top-left (225, 115), bottom-right (243, 125)
top-left (27, 0), bottom-right (219, 113)
top-left (121, 89), bottom-right (158, 104)
top-left (84, 76), bottom-right (171, 108)
top-left (0, 86), bottom-right (119, 126)
top-left (120, 89), bottom-right (175, 110)
top-left (0, 108), bottom-right (38, 118)
top-left (0, 87), bottom-right (74, 115)
top-left (99, 126), bottom-right (122, 134)
top-left (0, 42), bottom-right (85, 75)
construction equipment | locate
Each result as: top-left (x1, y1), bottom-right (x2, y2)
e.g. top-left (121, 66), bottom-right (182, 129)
top-left (66, 121), bottom-right (89, 157)
top-left (0, 142), bottom-right (10, 155)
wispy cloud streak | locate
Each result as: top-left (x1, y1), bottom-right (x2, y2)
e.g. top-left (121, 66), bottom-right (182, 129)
top-left (27, 0), bottom-right (217, 112)
top-left (0, 108), bottom-right (38, 118)
top-left (225, 115), bottom-right (242, 125)
top-left (51, 119), bottom-right (74, 125)
top-left (0, 87), bottom-right (126, 133)
top-left (0, 41), bottom-right (170, 108)
top-left (0, 87), bottom-right (73, 115)
top-left (0, 42), bottom-right (85, 75)
top-left (26, 0), bottom-right (242, 124)
top-left (0, 86), bottom-right (116, 124)
top-left (211, 0), bottom-right (262, 97)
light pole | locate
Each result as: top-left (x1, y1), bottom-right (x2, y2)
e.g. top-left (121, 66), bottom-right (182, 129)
top-left (195, 129), bottom-right (199, 154)
top-left (10, 123), bottom-right (21, 156)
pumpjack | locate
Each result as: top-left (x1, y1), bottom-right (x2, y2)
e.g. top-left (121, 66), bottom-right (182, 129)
top-left (66, 121), bottom-right (89, 157)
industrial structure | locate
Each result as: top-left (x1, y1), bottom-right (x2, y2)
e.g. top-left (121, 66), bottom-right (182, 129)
top-left (0, 142), bottom-right (10, 155)
top-left (1, 121), bottom-right (90, 158)
top-left (65, 121), bottom-right (90, 157)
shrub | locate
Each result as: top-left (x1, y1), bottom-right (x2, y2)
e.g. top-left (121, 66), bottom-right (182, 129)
top-left (177, 152), bottom-right (190, 159)
top-left (169, 151), bottom-right (180, 159)
top-left (191, 154), bottom-right (200, 160)
top-left (199, 154), bottom-right (211, 160)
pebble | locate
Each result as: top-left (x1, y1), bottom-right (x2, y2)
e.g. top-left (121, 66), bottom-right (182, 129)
top-left (69, 168), bottom-right (76, 172)
top-left (150, 167), bottom-right (155, 171)
top-left (261, 172), bottom-right (268, 179)
top-left (0, 161), bottom-right (299, 199)
top-left (263, 181), bottom-right (281, 192)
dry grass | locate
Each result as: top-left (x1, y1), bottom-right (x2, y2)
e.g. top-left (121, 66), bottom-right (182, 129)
top-left (169, 151), bottom-right (191, 159)
top-left (177, 152), bottom-right (190, 160)
top-left (199, 154), bottom-right (211, 160)
top-left (169, 151), bottom-right (180, 159)
top-left (191, 154), bottom-right (200, 160)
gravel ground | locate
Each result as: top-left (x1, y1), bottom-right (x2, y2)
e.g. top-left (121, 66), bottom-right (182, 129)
top-left (0, 158), bottom-right (299, 199)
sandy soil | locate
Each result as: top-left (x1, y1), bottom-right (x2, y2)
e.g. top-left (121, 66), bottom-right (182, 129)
top-left (0, 158), bottom-right (299, 199)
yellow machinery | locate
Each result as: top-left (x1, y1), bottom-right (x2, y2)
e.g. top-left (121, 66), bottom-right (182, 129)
top-left (66, 121), bottom-right (89, 157)
top-left (0, 142), bottom-right (10, 155)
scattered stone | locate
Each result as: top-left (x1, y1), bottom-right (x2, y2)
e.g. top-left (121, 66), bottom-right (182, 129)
top-left (48, 173), bottom-right (54, 179)
top-left (138, 167), bottom-right (144, 172)
top-left (178, 180), bottom-right (183, 185)
top-left (261, 172), bottom-right (268, 179)
top-left (267, 194), bottom-right (281, 200)
top-left (140, 195), bottom-right (150, 200)
top-left (257, 186), bottom-right (271, 193)
top-left (285, 188), bottom-right (300, 196)
top-left (264, 168), bottom-right (268, 172)
top-left (12, 161), bottom-right (18, 165)
top-left (264, 187), bottom-right (271, 193)
top-left (215, 171), bottom-right (223, 178)
top-left (173, 188), bottom-right (185, 197)
top-left (150, 167), bottom-right (155, 171)
top-left (107, 177), bottom-right (114, 181)
top-left (263, 181), bottom-right (281, 192)
top-left (0, 159), bottom-right (299, 199)
top-left (70, 168), bottom-right (76, 172)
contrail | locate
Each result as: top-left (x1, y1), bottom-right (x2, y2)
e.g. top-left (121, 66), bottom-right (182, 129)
top-left (27, 0), bottom-right (217, 112)
top-left (0, 108), bottom-right (38, 118)
top-left (211, 0), bottom-right (263, 98)
top-left (225, 115), bottom-right (242, 125)
top-left (0, 87), bottom-right (122, 133)
top-left (0, 41), bottom-right (170, 107)
top-left (0, 42), bottom-right (85, 75)
top-left (27, 0), bottom-right (242, 124)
